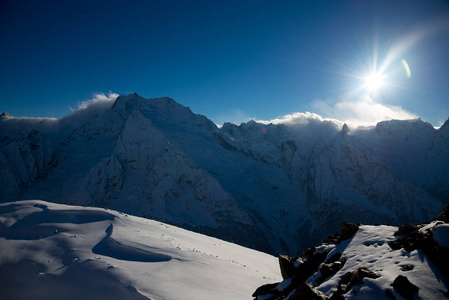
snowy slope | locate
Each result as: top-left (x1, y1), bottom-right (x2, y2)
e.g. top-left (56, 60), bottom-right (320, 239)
top-left (0, 200), bottom-right (281, 300)
top-left (253, 214), bottom-right (449, 299)
top-left (0, 93), bottom-right (447, 255)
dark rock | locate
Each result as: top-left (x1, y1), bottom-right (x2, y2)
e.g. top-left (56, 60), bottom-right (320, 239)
top-left (392, 275), bottom-right (419, 300)
top-left (357, 267), bottom-right (380, 279)
top-left (290, 283), bottom-right (328, 300)
top-left (340, 222), bottom-right (359, 241)
top-left (389, 225), bottom-right (449, 278)
top-left (318, 260), bottom-right (346, 283)
top-left (252, 282), bottom-right (280, 298)
top-left (326, 253), bottom-right (342, 264)
top-left (434, 203), bottom-right (449, 223)
top-left (394, 224), bottom-right (420, 236)
top-left (333, 267), bottom-right (380, 296)
top-left (323, 233), bottom-right (341, 245)
top-left (303, 247), bottom-right (316, 258)
top-left (400, 264), bottom-right (414, 272)
top-left (295, 251), bottom-right (330, 283)
top-left (279, 255), bottom-right (298, 280)
top-left (388, 230), bottom-right (426, 251)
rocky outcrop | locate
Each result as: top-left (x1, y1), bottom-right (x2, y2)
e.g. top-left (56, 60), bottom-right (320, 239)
top-left (253, 204), bottom-right (449, 299)
top-left (388, 219), bottom-right (449, 278)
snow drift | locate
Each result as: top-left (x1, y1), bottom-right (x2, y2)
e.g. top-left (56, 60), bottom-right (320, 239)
top-left (0, 200), bottom-right (280, 300)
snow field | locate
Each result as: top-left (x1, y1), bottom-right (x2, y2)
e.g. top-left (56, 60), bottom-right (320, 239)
top-left (0, 200), bottom-right (281, 300)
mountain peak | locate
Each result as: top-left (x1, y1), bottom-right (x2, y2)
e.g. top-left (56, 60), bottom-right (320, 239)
top-left (0, 112), bottom-right (12, 120)
top-left (341, 123), bottom-right (350, 136)
top-left (439, 117), bottom-right (449, 131)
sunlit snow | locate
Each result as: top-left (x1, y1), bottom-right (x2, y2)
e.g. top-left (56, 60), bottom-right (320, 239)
top-left (0, 200), bottom-right (281, 300)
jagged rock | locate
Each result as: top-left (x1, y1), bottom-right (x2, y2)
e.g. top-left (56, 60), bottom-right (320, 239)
top-left (357, 267), bottom-right (380, 279)
top-left (289, 283), bottom-right (328, 300)
top-left (340, 123), bottom-right (350, 136)
top-left (332, 267), bottom-right (380, 296)
top-left (279, 255), bottom-right (299, 280)
top-left (340, 222), bottom-right (359, 241)
top-left (323, 222), bottom-right (360, 245)
top-left (434, 203), bottom-right (449, 223)
top-left (323, 233), bottom-right (340, 244)
top-left (400, 264), bottom-right (414, 272)
top-left (278, 250), bottom-right (329, 283)
top-left (303, 247), bottom-right (316, 258)
top-left (394, 223), bottom-right (420, 236)
top-left (388, 230), bottom-right (426, 251)
top-left (318, 259), bottom-right (346, 283)
top-left (389, 224), bottom-right (449, 278)
top-left (252, 282), bottom-right (281, 299)
top-left (392, 275), bottom-right (419, 300)
top-left (326, 252), bottom-right (342, 264)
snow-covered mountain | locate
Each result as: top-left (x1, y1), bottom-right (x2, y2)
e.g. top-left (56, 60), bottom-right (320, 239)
top-left (0, 200), bottom-right (281, 300)
top-left (0, 94), bottom-right (447, 255)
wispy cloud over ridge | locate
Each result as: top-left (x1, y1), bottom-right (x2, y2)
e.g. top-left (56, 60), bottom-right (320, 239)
top-left (257, 111), bottom-right (338, 125)
top-left (75, 92), bottom-right (119, 110)
top-left (253, 96), bottom-right (419, 129)
top-left (311, 96), bottom-right (418, 127)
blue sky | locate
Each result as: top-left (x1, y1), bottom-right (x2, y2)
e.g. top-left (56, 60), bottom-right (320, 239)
top-left (1, 0), bottom-right (449, 127)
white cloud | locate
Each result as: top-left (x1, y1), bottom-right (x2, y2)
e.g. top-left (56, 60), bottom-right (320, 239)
top-left (311, 96), bottom-right (418, 127)
top-left (257, 111), bottom-right (337, 125)
top-left (59, 92), bottom-right (119, 129)
top-left (77, 92), bottom-right (119, 110)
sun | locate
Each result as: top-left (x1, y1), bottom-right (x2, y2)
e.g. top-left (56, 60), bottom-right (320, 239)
top-left (363, 71), bottom-right (385, 93)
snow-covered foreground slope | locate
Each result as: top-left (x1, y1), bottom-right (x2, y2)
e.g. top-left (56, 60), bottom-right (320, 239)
top-left (0, 200), bottom-right (281, 300)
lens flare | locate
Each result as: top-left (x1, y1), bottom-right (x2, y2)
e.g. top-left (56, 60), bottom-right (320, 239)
top-left (401, 59), bottom-right (411, 78)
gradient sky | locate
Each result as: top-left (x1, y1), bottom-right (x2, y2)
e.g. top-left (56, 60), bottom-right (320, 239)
top-left (1, 0), bottom-right (449, 127)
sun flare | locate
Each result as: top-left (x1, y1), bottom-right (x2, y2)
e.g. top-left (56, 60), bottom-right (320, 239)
top-left (364, 72), bottom-right (385, 93)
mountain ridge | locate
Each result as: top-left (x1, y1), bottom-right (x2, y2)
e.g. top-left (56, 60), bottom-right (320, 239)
top-left (1, 93), bottom-right (447, 255)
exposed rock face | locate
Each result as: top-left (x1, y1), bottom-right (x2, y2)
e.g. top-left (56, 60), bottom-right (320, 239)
top-left (331, 267), bottom-right (380, 298)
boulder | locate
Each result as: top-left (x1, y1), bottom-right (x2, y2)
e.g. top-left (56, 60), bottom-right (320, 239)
top-left (279, 255), bottom-right (298, 280)
top-left (392, 275), bottom-right (419, 300)
top-left (318, 260), bottom-right (346, 283)
top-left (252, 282), bottom-right (280, 298)
top-left (332, 267), bottom-right (380, 296)
top-left (340, 222), bottom-right (359, 241)
top-left (394, 223), bottom-right (420, 236)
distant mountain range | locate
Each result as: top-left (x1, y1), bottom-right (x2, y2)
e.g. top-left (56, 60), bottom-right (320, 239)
top-left (1, 93), bottom-right (448, 255)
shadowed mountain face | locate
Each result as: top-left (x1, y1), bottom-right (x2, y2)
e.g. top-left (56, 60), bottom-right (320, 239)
top-left (1, 93), bottom-right (447, 254)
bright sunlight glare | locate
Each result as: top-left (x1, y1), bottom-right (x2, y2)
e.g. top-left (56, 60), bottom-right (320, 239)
top-left (364, 72), bottom-right (385, 93)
